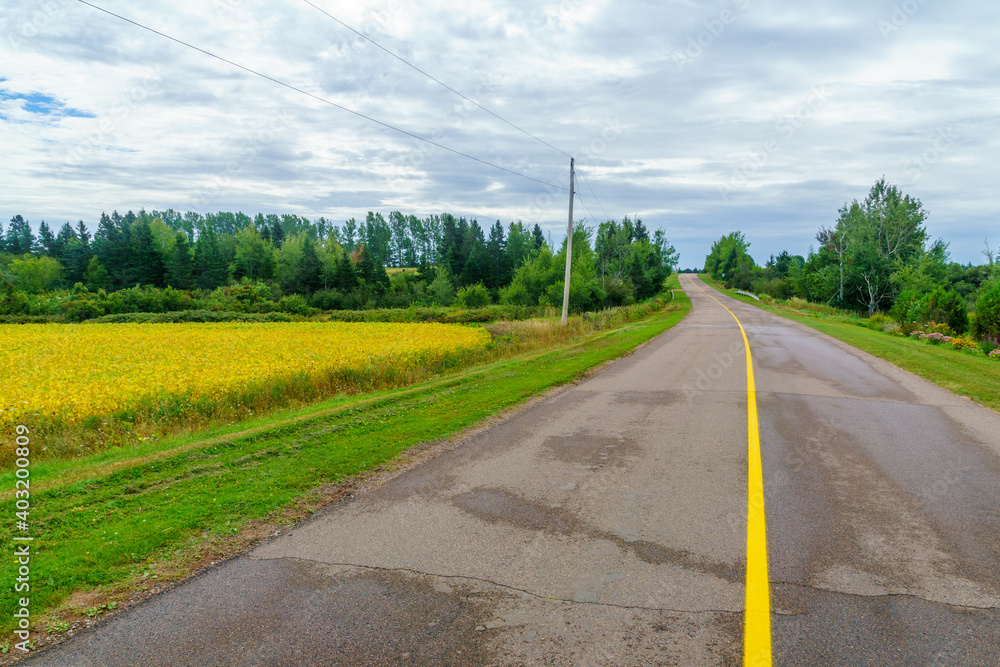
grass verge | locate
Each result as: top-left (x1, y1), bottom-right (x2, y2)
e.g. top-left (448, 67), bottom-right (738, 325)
top-left (698, 275), bottom-right (1000, 412)
top-left (0, 291), bottom-right (690, 656)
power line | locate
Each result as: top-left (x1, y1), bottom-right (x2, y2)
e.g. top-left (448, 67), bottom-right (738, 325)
top-left (575, 167), bottom-right (611, 222)
top-left (300, 0), bottom-right (573, 160)
top-left (74, 0), bottom-right (569, 193)
top-left (574, 192), bottom-right (597, 225)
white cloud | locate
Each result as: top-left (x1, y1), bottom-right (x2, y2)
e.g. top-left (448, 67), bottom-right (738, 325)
top-left (0, 0), bottom-right (996, 266)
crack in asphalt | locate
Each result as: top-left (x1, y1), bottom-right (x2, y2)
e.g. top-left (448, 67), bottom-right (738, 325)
top-left (771, 580), bottom-right (1000, 611)
top-left (254, 555), bottom-right (742, 616)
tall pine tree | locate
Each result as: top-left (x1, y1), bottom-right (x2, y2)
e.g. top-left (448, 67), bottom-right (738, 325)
top-left (297, 237), bottom-right (324, 294)
top-left (485, 220), bottom-right (511, 290)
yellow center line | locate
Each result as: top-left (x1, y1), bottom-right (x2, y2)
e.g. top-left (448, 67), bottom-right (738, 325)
top-left (688, 276), bottom-right (772, 666)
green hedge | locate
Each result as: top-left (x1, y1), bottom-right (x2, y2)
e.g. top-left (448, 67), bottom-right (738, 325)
top-left (85, 310), bottom-right (298, 324)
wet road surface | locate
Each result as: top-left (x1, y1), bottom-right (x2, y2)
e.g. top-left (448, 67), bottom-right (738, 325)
top-left (25, 275), bottom-right (1000, 665)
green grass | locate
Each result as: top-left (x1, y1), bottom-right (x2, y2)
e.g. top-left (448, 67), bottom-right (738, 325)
top-left (0, 292), bottom-right (691, 635)
top-left (698, 275), bottom-right (1000, 412)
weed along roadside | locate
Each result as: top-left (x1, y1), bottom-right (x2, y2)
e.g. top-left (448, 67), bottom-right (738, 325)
top-left (0, 292), bottom-right (690, 659)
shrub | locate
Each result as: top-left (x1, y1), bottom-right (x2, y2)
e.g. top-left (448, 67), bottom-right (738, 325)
top-left (0, 281), bottom-right (29, 316)
top-left (603, 280), bottom-right (634, 308)
top-left (926, 322), bottom-right (955, 336)
top-left (865, 313), bottom-right (891, 331)
top-left (0, 314), bottom-right (61, 324)
top-left (991, 348), bottom-right (1000, 360)
top-left (890, 289), bottom-right (928, 324)
top-left (973, 281), bottom-right (1000, 340)
top-left (63, 298), bottom-right (106, 323)
top-left (277, 294), bottom-right (317, 316)
top-left (207, 280), bottom-right (273, 313)
top-left (926, 288), bottom-right (969, 334)
top-left (752, 277), bottom-right (793, 300)
top-left (454, 283), bottom-right (491, 308)
top-left (87, 310), bottom-right (298, 324)
top-left (310, 289), bottom-right (347, 311)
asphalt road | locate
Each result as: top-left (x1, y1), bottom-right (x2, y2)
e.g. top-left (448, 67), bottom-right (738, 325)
top-left (26, 275), bottom-right (1000, 666)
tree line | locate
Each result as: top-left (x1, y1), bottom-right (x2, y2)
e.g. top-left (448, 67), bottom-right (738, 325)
top-left (703, 178), bottom-right (1000, 339)
top-left (0, 209), bottom-right (679, 317)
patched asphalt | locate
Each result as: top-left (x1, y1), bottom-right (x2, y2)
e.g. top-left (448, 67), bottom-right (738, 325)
top-left (25, 275), bottom-right (1000, 665)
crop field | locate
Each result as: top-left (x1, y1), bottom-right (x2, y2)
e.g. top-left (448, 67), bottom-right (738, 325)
top-left (0, 322), bottom-right (490, 443)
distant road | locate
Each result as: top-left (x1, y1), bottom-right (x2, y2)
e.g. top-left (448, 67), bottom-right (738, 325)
top-left (26, 275), bottom-right (1000, 665)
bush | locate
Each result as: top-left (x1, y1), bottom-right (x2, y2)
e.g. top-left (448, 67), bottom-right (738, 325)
top-left (0, 281), bottom-right (29, 316)
top-left (0, 314), bottom-right (61, 324)
top-left (207, 280), bottom-right (273, 313)
top-left (87, 310), bottom-right (297, 324)
top-left (753, 277), bottom-right (793, 300)
top-left (926, 288), bottom-right (969, 334)
top-left (277, 294), bottom-right (317, 316)
top-left (454, 283), bottom-right (491, 308)
top-left (973, 281), bottom-right (1000, 340)
top-left (926, 322), bottom-right (955, 336)
top-left (310, 289), bottom-right (347, 311)
top-left (865, 313), bottom-right (891, 331)
top-left (63, 298), bottom-right (106, 322)
top-left (603, 280), bottom-right (634, 308)
top-left (890, 290), bottom-right (928, 324)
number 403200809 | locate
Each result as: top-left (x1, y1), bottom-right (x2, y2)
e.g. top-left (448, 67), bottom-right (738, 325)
top-left (14, 425), bottom-right (31, 506)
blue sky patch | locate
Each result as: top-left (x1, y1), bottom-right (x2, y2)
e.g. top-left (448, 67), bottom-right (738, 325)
top-left (0, 85), bottom-right (94, 119)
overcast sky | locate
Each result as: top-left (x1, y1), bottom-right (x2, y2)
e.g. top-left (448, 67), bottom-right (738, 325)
top-left (2, 0), bottom-right (997, 266)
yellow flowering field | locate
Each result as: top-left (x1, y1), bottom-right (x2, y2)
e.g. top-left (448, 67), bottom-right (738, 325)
top-left (0, 322), bottom-right (490, 427)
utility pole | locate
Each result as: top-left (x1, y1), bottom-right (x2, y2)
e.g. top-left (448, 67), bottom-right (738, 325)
top-left (561, 157), bottom-right (575, 325)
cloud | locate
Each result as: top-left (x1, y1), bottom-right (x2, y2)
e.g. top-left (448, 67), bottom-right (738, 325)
top-left (0, 85), bottom-right (95, 122)
top-left (0, 0), bottom-right (996, 266)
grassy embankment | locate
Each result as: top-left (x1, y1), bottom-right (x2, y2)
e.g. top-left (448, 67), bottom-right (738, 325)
top-left (0, 289), bottom-right (690, 651)
top-left (698, 274), bottom-right (1000, 412)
